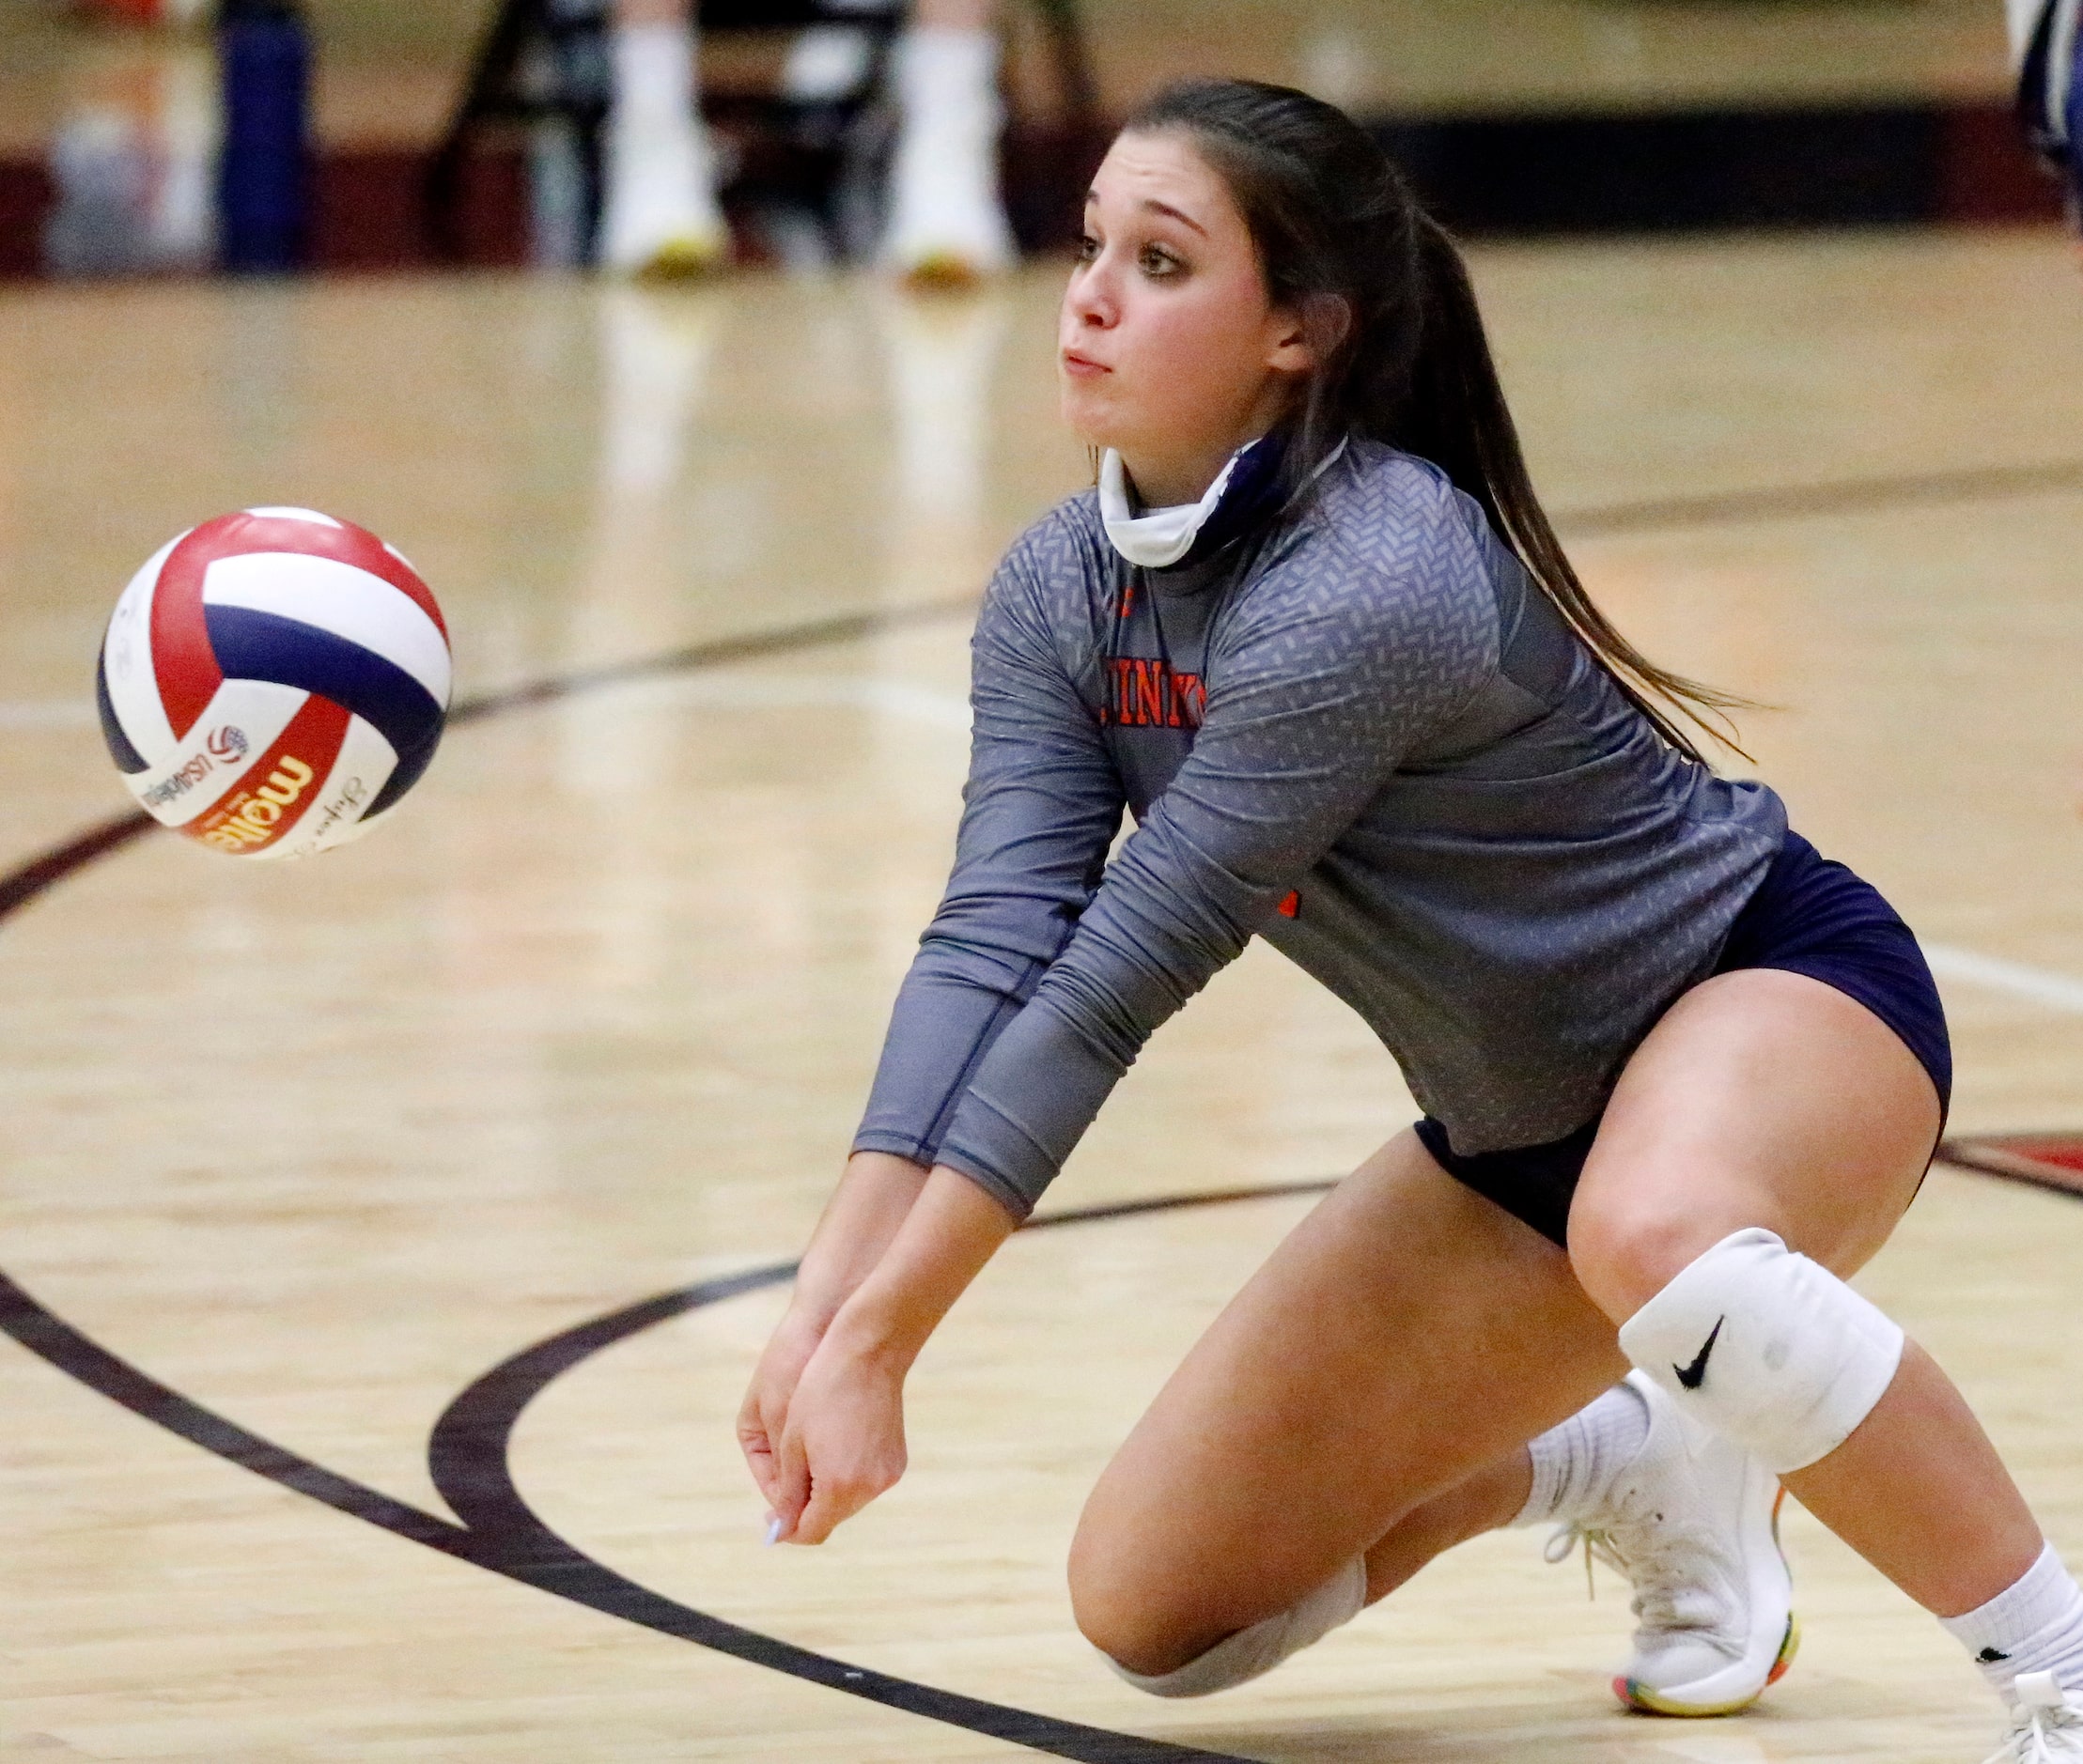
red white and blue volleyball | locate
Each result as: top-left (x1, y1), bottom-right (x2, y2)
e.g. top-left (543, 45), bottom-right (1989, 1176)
top-left (94, 508), bottom-right (452, 859)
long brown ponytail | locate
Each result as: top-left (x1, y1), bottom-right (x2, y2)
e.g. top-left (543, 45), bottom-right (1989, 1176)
top-left (1120, 78), bottom-right (1750, 761)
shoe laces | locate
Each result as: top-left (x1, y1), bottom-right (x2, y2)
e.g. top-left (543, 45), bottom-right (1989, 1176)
top-left (1986, 1678), bottom-right (2083, 1764)
top-left (1544, 1509), bottom-right (1732, 1635)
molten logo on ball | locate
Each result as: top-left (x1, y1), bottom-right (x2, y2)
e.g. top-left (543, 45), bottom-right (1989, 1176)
top-left (96, 507), bottom-right (452, 859)
top-left (195, 754), bottom-right (316, 853)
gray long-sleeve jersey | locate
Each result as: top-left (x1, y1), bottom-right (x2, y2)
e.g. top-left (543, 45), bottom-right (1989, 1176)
top-left (853, 441), bottom-right (1787, 1217)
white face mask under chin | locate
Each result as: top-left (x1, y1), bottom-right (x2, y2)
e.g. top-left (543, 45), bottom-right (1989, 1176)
top-left (1097, 437), bottom-right (1346, 570)
top-left (1097, 447), bottom-right (1247, 570)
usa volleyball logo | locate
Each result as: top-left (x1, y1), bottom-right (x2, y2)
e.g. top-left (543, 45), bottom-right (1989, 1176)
top-left (95, 507), bottom-right (452, 859)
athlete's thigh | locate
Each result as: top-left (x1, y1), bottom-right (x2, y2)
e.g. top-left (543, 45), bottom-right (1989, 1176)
top-left (1068, 1128), bottom-right (1625, 1655)
top-left (1568, 967), bottom-right (1943, 1322)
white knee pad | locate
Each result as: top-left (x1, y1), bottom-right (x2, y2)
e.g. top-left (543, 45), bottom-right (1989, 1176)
top-left (1616, 1227), bottom-right (1904, 1475)
top-left (1102, 1557), bottom-right (1366, 1699)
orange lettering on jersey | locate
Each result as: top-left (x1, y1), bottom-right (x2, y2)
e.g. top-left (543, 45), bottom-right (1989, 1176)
top-left (1102, 658), bottom-right (1205, 731)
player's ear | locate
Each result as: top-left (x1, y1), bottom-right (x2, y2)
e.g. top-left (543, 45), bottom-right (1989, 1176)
top-left (1266, 292), bottom-right (1350, 378)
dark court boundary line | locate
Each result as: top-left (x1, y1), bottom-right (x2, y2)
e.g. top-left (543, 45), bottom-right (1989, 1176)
top-left (1925, 1137), bottom-right (2083, 1203)
top-left (0, 512), bottom-right (2076, 1758)
top-left (1548, 456), bottom-right (2083, 539)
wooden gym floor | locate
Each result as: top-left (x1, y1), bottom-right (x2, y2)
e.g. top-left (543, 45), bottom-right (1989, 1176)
top-left (2, 227), bottom-right (2083, 1761)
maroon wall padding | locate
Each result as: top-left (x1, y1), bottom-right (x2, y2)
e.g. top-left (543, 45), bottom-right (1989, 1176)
top-left (444, 145), bottom-right (532, 268)
top-left (0, 162), bottom-right (54, 279)
top-left (311, 147), bottom-right (432, 271)
top-left (1935, 101), bottom-right (2068, 223)
top-left (313, 144), bottom-right (529, 271)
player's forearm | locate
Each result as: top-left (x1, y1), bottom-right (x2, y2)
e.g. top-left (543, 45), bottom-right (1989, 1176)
top-left (819, 1166), bottom-right (1018, 1372)
top-left (789, 1151), bottom-right (934, 1326)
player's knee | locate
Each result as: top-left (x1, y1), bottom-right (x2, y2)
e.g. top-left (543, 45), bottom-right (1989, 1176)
top-left (1565, 1190), bottom-right (1718, 1323)
top-left (1071, 1555), bottom-right (1369, 1697)
top-left (1065, 1524), bottom-right (1216, 1677)
top-left (1066, 1557), bottom-right (1216, 1679)
top-left (1614, 1225), bottom-right (1904, 1474)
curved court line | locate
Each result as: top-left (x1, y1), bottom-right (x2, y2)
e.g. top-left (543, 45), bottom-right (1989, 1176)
top-left (424, 1184), bottom-right (1335, 1764)
top-left (443, 596), bottom-right (984, 731)
top-left (0, 785), bottom-right (1335, 1760)
top-left (8, 448), bottom-right (2083, 750)
top-left (1, 584), bottom-right (2079, 1759)
top-left (0, 1186), bottom-right (1324, 1764)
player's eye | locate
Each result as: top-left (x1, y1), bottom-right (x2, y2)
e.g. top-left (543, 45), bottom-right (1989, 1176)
top-left (1139, 242), bottom-right (1183, 278)
top-left (1077, 232), bottom-right (1101, 262)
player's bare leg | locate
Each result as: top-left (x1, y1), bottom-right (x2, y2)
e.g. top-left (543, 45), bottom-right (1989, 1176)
top-left (1067, 1137), bottom-right (1795, 1713)
top-left (1067, 1131), bottom-right (1627, 1679)
top-left (1571, 968), bottom-right (2083, 1753)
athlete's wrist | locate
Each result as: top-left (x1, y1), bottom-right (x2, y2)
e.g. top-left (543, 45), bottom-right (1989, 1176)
top-left (819, 1287), bottom-right (929, 1379)
top-left (790, 1151), bottom-right (932, 1323)
top-left (816, 1164), bottom-right (1018, 1379)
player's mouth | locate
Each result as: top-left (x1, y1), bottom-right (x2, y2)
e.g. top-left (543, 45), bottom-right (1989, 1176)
top-left (1060, 348), bottom-right (1111, 379)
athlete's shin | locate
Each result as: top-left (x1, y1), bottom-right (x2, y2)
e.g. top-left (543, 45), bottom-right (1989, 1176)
top-left (1614, 1229), bottom-right (2044, 1624)
top-left (1352, 1453), bottom-right (1536, 1604)
top-left (1777, 1338), bottom-right (2046, 1624)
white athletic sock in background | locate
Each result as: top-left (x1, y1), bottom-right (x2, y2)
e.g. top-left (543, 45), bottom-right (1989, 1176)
top-left (882, 22), bottom-right (1012, 271)
top-left (2007, 0), bottom-right (2042, 65)
top-left (782, 24), bottom-right (874, 103)
top-left (895, 23), bottom-right (1001, 142)
top-left (601, 18), bottom-right (723, 270)
top-left (1941, 1540), bottom-right (2083, 1704)
top-left (613, 22), bottom-right (698, 133)
top-left (1514, 1380), bottom-right (1651, 1527)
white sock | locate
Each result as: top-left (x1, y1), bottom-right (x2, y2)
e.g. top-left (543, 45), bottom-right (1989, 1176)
top-left (1513, 1380), bottom-right (1651, 1528)
top-left (781, 23), bottom-right (874, 103)
top-left (882, 21), bottom-right (1011, 270)
top-left (602, 17), bottom-right (723, 265)
top-left (613, 22), bottom-right (698, 135)
top-left (1941, 1541), bottom-right (2083, 1705)
top-left (894, 23), bottom-right (1001, 145)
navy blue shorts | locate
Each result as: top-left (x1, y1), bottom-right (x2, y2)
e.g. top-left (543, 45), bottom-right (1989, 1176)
top-left (1414, 831), bottom-right (1952, 1249)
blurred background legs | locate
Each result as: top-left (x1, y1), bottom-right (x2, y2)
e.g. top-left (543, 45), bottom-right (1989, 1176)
top-left (598, 0), bottom-right (1012, 279)
top-left (598, 0), bottom-right (726, 275)
top-left (39, 33), bottom-right (217, 276)
top-left (10, 1), bottom-right (2060, 281)
top-left (879, 0), bottom-right (1014, 282)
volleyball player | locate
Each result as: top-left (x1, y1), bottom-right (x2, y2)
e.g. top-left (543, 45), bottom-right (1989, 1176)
top-left (736, 79), bottom-right (2083, 1757)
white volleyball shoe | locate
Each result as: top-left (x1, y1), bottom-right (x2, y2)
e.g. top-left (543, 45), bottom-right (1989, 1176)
top-left (1545, 1371), bottom-right (1798, 1717)
top-left (1986, 1672), bottom-right (2083, 1762)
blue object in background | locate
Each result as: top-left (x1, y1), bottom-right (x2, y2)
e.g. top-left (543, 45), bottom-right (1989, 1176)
top-left (217, 0), bottom-right (311, 272)
top-left (2068, 18), bottom-right (2083, 212)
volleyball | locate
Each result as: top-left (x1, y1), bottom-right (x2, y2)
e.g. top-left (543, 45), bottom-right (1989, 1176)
top-left (94, 507), bottom-right (452, 859)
